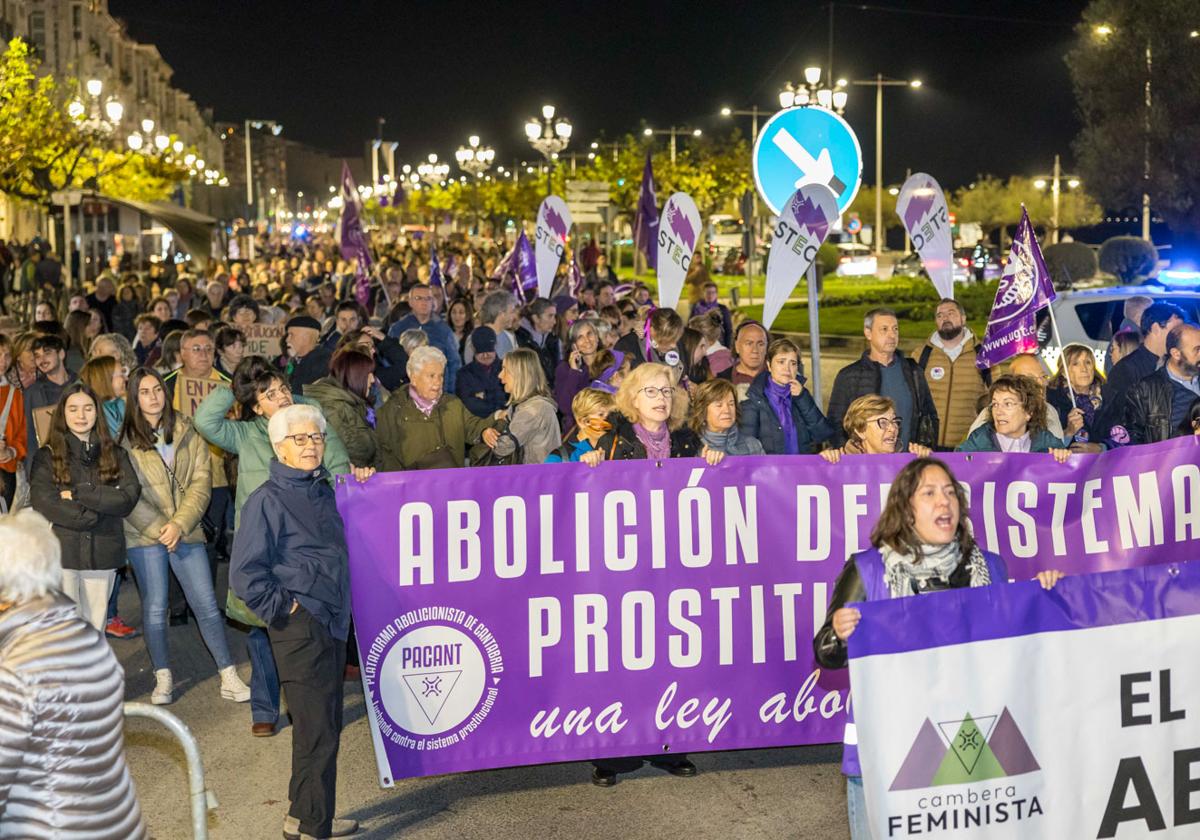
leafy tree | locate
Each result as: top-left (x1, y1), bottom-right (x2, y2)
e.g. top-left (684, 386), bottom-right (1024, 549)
top-left (1067, 0), bottom-right (1200, 251)
top-left (1098, 235), bottom-right (1158, 282)
top-left (1043, 241), bottom-right (1098, 289)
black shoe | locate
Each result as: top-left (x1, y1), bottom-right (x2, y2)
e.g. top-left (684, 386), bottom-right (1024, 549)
top-left (591, 767), bottom-right (618, 787)
top-left (651, 758), bottom-right (697, 777)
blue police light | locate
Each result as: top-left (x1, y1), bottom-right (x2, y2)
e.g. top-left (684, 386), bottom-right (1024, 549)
top-left (1158, 269), bottom-right (1200, 287)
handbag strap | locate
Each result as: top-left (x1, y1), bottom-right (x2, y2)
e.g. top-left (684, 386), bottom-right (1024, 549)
top-left (0, 385), bottom-right (15, 434)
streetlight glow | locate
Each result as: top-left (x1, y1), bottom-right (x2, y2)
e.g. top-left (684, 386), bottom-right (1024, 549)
top-left (154, 134), bottom-right (169, 150)
top-left (141, 118), bottom-right (155, 133)
top-left (1095, 24), bottom-right (1113, 37)
top-left (1034, 178), bottom-right (1048, 189)
top-left (910, 79), bottom-right (923, 88)
top-left (804, 66), bottom-right (822, 86)
top-left (86, 78), bottom-right (103, 97)
top-left (1068, 178), bottom-right (1081, 189)
top-left (720, 106), bottom-right (732, 116)
top-left (104, 99), bottom-right (124, 122)
top-left (524, 120), bottom-right (541, 140)
top-left (541, 104), bottom-right (555, 120)
top-left (643, 127), bottom-right (653, 136)
top-left (127, 133), bottom-right (143, 151)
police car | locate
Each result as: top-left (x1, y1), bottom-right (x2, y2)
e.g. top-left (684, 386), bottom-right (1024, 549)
top-left (1041, 276), bottom-right (1200, 370)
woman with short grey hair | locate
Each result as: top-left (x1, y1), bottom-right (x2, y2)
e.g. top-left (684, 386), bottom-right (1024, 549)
top-left (378, 344), bottom-right (499, 470)
top-left (0, 509), bottom-right (146, 839)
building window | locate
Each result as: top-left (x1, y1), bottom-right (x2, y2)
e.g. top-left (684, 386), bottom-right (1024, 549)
top-left (72, 3), bottom-right (82, 40)
top-left (28, 10), bottom-right (45, 55)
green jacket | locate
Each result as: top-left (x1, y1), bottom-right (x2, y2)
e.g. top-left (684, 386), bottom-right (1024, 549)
top-left (377, 388), bottom-right (497, 471)
top-left (303, 377), bottom-right (378, 469)
top-left (192, 383), bottom-right (351, 627)
top-left (121, 416), bottom-right (212, 549)
top-left (192, 384), bottom-right (351, 525)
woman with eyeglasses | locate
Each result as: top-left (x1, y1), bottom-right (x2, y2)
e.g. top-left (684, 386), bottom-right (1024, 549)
top-left (740, 338), bottom-right (836, 455)
top-left (957, 374), bottom-right (1071, 461)
top-left (119, 367), bottom-right (250, 706)
top-left (819, 395), bottom-right (932, 463)
top-left (193, 356), bottom-right (354, 738)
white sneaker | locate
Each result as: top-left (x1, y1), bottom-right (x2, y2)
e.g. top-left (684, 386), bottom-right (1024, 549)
top-left (219, 666), bottom-right (251, 702)
top-left (151, 669), bottom-right (173, 705)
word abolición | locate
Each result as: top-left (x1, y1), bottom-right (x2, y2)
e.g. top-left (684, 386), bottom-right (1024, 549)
top-left (394, 465), bottom-right (1200, 586)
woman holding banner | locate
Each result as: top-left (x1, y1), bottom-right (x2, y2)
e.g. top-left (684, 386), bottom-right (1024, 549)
top-left (739, 339), bottom-right (835, 455)
top-left (814, 457), bottom-right (1063, 840)
top-left (957, 375), bottom-right (1071, 460)
top-left (1046, 344), bottom-right (1107, 451)
top-left (683, 378), bottom-right (764, 457)
top-left (818, 395), bottom-right (932, 462)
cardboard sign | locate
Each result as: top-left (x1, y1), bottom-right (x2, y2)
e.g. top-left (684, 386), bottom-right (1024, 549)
top-left (177, 376), bottom-right (223, 418)
top-left (32, 406), bottom-right (54, 447)
top-left (243, 323), bottom-right (286, 358)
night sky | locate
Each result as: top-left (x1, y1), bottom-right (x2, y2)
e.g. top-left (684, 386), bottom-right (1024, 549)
top-left (110, 0), bottom-right (1088, 189)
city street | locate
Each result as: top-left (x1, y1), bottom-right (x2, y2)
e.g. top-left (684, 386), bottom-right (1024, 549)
top-left (116, 589), bottom-right (848, 839)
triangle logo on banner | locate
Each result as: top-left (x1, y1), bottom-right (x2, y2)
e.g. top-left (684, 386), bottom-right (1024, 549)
top-left (401, 669), bottom-right (463, 726)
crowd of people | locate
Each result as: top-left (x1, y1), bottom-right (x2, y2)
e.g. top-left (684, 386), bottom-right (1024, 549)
top-left (0, 230), bottom-right (1197, 838)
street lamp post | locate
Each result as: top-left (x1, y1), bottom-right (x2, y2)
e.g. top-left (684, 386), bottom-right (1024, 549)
top-left (456, 136), bottom-right (495, 234)
top-left (525, 104), bottom-right (572, 195)
top-left (1033, 155), bottom-right (1081, 244)
top-left (642, 125), bottom-right (702, 165)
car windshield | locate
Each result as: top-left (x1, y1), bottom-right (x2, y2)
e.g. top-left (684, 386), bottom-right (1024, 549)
top-left (1073, 297), bottom-right (1200, 341)
top-left (713, 219), bottom-right (742, 234)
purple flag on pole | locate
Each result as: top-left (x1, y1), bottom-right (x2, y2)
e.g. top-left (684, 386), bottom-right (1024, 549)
top-left (976, 206), bottom-right (1056, 369)
top-left (492, 231), bottom-right (539, 303)
top-left (429, 242), bottom-right (442, 288)
top-left (634, 149), bottom-right (658, 270)
top-left (337, 161), bottom-right (373, 307)
top-left (568, 249), bottom-right (584, 297)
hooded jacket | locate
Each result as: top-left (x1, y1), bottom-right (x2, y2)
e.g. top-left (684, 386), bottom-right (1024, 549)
top-left (0, 593), bottom-right (146, 838)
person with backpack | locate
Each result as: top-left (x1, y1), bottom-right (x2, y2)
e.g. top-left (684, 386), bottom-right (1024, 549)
top-left (913, 299), bottom-right (989, 450)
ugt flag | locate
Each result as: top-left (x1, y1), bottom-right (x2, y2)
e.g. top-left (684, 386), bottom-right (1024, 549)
top-left (634, 149), bottom-right (658, 271)
top-left (336, 160), bottom-right (374, 307)
top-left (976, 206), bottom-right (1055, 370)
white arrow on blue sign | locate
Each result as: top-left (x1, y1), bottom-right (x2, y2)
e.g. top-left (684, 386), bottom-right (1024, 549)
top-left (752, 107), bottom-right (864, 217)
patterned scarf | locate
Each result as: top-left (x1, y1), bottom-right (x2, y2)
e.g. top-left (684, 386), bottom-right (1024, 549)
top-left (633, 422), bottom-right (671, 460)
top-left (881, 542), bottom-right (991, 599)
top-left (408, 387), bottom-right (439, 418)
top-left (764, 377), bottom-right (799, 454)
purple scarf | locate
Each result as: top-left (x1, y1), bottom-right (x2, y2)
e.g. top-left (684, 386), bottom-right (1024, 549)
top-left (633, 422), bottom-right (671, 460)
top-left (764, 377), bottom-right (799, 454)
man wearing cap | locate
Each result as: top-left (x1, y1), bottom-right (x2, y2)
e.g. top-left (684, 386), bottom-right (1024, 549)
top-left (456, 327), bottom-right (507, 418)
top-left (284, 315), bottom-right (334, 394)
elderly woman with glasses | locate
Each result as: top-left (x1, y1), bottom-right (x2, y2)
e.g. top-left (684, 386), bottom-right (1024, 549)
top-left (230, 403), bottom-right (366, 840)
top-left (819, 395), bottom-right (933, 463)
top-left (957, 374), bottom-right (1071, 462)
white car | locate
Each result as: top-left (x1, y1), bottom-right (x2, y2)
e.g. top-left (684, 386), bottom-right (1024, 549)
top-left (835, 243), bottom-right (878, 277)
top-left (1041, 283), bottom-right (1200, 371)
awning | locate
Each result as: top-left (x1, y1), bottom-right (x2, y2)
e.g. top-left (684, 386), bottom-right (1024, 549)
top-left (57, 190), bottom-right (218, 270)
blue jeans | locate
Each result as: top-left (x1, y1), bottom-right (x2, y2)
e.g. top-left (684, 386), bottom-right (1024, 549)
top-left (847, 776), bottom-right (870, 840)
top-left (247, 626), bottom-right (281, 724)
top-left (127, 542), bottom-right (234, 672)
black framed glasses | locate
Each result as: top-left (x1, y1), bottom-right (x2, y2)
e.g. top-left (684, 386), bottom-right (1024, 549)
top-left (282, 432), bottom-right (328, 446)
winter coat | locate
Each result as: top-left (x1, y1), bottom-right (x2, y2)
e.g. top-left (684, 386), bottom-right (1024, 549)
top-left (696, 426), bottom-right (766, 456)
top-left (914, 333), bottom-right (989, 449)
top-left (827, 352), bottom-right (940, 448)
top-left (29, 435), bottom-right (141, 572)
top-left (602, 414), bottom-right (700, 461)
top-left (515, 324), bottom-right (562, 388)
top-left (287, 345), bottom-right (334, 394)
top-left (121, 416), bottom-right (212, 549)
top-left (386, 314), bottom-right (462, 391)
top-left (376, 388), bottom-right (497, 471)
top-left (303, 377), bottom-right (378, 468)
top-left (0, 382), bottom-right (27, 476)
top-left (553, 361), bottom-right (590, 419)
top-left (739, 370), bottom-right (836, 455)
top-left (1124, 367), bottom-right (1190, 445)
top-left (494, 394), bottom-right (561, 464)
top-left (0, 593), bottom-right (146, 839)
top-left (956, 424), bottom-right (1068, 453)
top-left (191, 385), bottom-right (350, 526)
top-left (456, 359), bottom-right (507, 418)
top-left (230, 461), bottom-right (351, 640)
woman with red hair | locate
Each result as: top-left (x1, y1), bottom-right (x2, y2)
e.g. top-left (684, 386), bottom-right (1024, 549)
top-left (303, 349), bottom-right (379, 469)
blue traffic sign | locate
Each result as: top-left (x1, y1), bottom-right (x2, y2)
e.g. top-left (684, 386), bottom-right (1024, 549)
top-left (752, 107), bottom-right (863, 217)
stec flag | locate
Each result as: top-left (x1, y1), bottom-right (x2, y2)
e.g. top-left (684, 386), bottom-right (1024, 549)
top-left (976, 206), bottom-right (1056, 370)
top-left (337, 160), bottom-right (374, 307)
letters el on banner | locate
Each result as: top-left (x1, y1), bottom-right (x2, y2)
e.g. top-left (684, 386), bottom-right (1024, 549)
top-left (335, 438), bottom-right (1200, 785)
top-left (849, 561), bottom-right (1200, 839)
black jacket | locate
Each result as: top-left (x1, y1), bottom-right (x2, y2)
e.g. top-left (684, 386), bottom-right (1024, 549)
top-left (456, 359), bottom-right (507, 418)
top-left (373, 335), bottom-right (411, 392)
top-left (826, 352), bottom-right (939, 447)
top-left (515, 326), bottom-right (561, 389)
top-left (29, 435), bottom-right (141, 572)
top-left (288, 345), bottom-right (334, 393)
top-left (1124, 368), bottom-right (1184, 445)
top-left (1098, 345), bottom-right (1159, 437)
top-left (601, 414), bottom-right (699, 460)
top-left (739, 370), bottom-right (835, 454)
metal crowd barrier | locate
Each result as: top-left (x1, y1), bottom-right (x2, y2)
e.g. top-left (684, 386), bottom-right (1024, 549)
top-left (123, 702), bottom-right (218, 840)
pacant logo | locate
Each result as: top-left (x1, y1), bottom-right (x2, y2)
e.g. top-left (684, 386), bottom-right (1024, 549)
top-left (891, 707), bottom-right (1040, 791)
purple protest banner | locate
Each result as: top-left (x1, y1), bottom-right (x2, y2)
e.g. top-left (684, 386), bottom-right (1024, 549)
top-left (336, 438), bottom-right (1200, 784)
top-left (633, 149), bottom-right (659, 271)
top-left (336, 160), bottom-right (373, 308)
top-left (977, 205), bottom-right (1056, 369)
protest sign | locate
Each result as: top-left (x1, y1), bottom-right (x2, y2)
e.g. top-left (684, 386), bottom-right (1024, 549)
top-left (977, 206), bottom-right (1056, 369)
top-left (335, 438), bottom-right (1200, 785)
top-left (534, 196), bottom-right (572, 300)
top-left (656, 192), bottom-right (701, 310)
top-left (762, 184), bottom-right (839, 330)
top-left (32, 405), bottom-right (54, 446)
top-left (243, 322), bottom-right (285, 358)
top-left (850, 560), bottom-right (1200, 839)
top-left (896, 173), bottom-right (954, 299)
top-left (177, 376), bottom-right (222, 417)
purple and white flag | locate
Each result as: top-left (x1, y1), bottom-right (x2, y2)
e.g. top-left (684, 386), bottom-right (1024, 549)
top-left (568, 248), bottom-right (584, 297)
top-left (429, 242), bottom-right (442, 288)
top-left (535, 196), bottom-right (572, 300)
top-left (336, 160), bottom-right (373, 307)
top-left (896, 173), bottom-right (954, 299)
top-left (656, 192), bottom-right (701, 310)
top-left (493, 231), bottom-right (539, 302)
top-left (763, 185), bottom-right (839, 331)
top-left (634, 149), bottom-right (658, 271)
top-left (977, 206), bottom-right (1056, 370)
